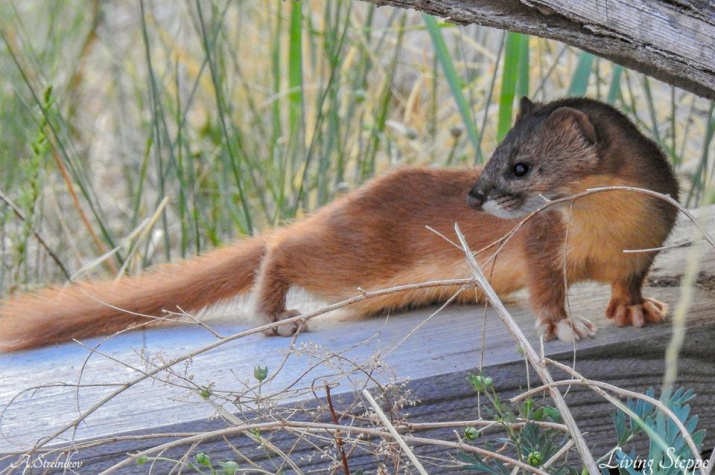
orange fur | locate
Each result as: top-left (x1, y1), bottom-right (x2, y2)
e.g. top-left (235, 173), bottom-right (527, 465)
top-left (0, 168), bottom-right (524, 351)
top-left (0, 238), bottom-right (265, 351)
top-left (0, 97), bottom-right (680, 350)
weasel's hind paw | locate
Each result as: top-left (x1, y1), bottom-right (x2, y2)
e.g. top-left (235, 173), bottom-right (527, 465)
top-left (262, 310), bottom-right (305, 337)
top-left (607, 298), bottom-right (667, 328)
top-left (536, 316), bottom-right (596, 343)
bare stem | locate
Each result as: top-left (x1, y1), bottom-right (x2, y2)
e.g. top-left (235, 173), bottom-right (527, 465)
top-left (0, 189), bottom-right (71, 280)
top-left (92, 419), bottom-right (551, 475)
top-left (454, 224), bottom-right (599, 474)
top-left (362, 389), bottom-right (428, 475)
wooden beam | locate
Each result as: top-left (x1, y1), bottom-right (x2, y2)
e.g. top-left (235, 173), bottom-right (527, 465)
top-left (365, 0), bottom-right (715, 99)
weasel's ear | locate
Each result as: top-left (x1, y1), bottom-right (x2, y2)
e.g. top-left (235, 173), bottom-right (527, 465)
top-left (547, 107), bottom-right (597, 145)
top-left (519, 97), bottom-right (535, 114)
top-left (516, 97), bottom-right (535, 121)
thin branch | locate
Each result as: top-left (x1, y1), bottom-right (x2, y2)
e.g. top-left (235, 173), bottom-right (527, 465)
top-left (622, 240), bottom-right (693, 253)
top-left (363, 389), bottom-right (428, 475)
top-left (92, 419), bottom-right (551, 475)
top-left (470, 186), bottom-right (714, 266)
top-left (383, 284), bottom-right (469, 358)
top-left (326, 383), bottom-right (351, 475)
top-left (453, 224), bottom-right (599, 474)
top-left (48, 144), bottom-right (118, 274)
top-left (0, 189), bottom-right (71, 280)
top-left (407, 419), bottom-right (568, 433)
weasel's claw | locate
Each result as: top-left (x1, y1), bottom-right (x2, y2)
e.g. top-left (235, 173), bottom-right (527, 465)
top-left (537, 315), bottom-right (596, 342)
top-left (607, 298), bottom-right (667, 328)
top-left (263, 309), bottom-right (304, 337)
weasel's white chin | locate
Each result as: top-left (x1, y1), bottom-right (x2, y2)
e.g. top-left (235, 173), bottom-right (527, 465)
top-left (482, 201), bottom-right (529, 219)
top-left (482, 195), bottom-right (548, 219)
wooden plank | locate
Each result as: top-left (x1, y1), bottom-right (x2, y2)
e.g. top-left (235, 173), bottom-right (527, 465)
top-left (8, 319), bottom-right (713, 474)
top-left (0, 206), bottom-right (714, 472)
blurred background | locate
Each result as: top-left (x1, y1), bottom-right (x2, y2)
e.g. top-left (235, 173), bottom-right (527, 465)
top-left (0, 0), bottom-right (712, 295)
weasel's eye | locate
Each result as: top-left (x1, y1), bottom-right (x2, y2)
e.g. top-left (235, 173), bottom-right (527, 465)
top-left (513, 163), bottom-right (529, 177)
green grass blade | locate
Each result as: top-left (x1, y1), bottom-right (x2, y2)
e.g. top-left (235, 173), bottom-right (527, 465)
top-left (360, 10), bottom-right (405, 180)
top-left (567, 51), bottom-right (594, 96)
top-left (423, 14), bottom-right (480, 154)
top-left (138, 0), bottom-right (173, 261)
top-left (705, 102), bottom-right (715, 204)
top-left (516, 33), bottom-right (530, 99)
top-left (670, 87), bottom-right (678, 167)
top-left (271, 0), bottom-right (283, 151)
top-left (685, 101), bottom-right (715, 206)
top-left (288, 1), bottom-right (303, 144)
top-left (196, 0), bottom-right (252, 234)
top-left (497, 32), bottom-right (522, 141)
top-left (606, 65), bottom-right (623, 104)
top-left (0, 27), bottom-right (120, 261)
top-left (474, 30), bottom-right (506, 163)
top-left (642, 76), bottom-right (662, 145)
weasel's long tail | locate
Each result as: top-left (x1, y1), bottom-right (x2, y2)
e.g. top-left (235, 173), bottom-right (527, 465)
top-left (0, 237), bottom-right (266, 351)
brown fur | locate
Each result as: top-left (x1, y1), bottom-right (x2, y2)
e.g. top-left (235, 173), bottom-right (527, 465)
top-left (468, 97), bottom-right (678, 340)
top-left (0, 97), bottom-right (679, 351)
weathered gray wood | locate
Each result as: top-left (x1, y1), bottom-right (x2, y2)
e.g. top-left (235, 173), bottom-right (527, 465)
top-left (365, 0), bottom-right (715, 99)
top-left (15, 326), bottom-right (714, 474)
top-left (0, 206), bottom-right (714, 472)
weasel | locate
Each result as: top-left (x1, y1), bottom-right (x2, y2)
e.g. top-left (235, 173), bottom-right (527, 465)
top-left (0, 97), bottom-right (679, 351)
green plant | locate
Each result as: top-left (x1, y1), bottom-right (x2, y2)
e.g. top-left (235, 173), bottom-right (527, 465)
top-left (136, 450), bottom-right (239, 475)
top-left (604, 388), bottom-right (706, 475)
top-left (459, 373), bottom-right (579, 474)
top-left (460, 376), bottom-right (707, 475)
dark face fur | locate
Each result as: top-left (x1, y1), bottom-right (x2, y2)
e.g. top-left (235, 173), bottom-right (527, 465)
top-left (468, 97), bottom-right (601, 219)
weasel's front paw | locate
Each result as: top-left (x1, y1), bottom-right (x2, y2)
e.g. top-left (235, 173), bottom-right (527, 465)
top-left (536, 315), bottom-right (596, 342)
top-left (262, 310), bottom-right (304, 337)
top-left (606, 297), bottom-right (667, 328)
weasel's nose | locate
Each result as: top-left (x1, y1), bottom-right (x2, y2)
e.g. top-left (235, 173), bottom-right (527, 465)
top-left (467, 188), bottom-right (485, 210)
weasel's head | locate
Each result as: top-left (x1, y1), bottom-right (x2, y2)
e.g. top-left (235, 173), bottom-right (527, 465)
top-left (467, 97), bottom-right (600, 219)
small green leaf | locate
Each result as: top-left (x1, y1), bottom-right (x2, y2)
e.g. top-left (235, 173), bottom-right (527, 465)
top-left (254, 365), bottom-right (268, 382)
top-left (195, 452), bottom-right (211, 466)
top-left (527, 450), bottom-right (543, 467)
top-left (520, 398), bottom-right (534, 419)
top-left (464, 426), bottom-right (480, 440)
top-left (467, 374), bottom-right (494, 393)
top-left (220, 460), bottom-right (239, 475)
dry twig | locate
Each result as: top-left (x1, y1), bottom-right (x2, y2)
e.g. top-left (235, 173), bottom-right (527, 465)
top-left (453, 223), bottom-right (599, 474)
